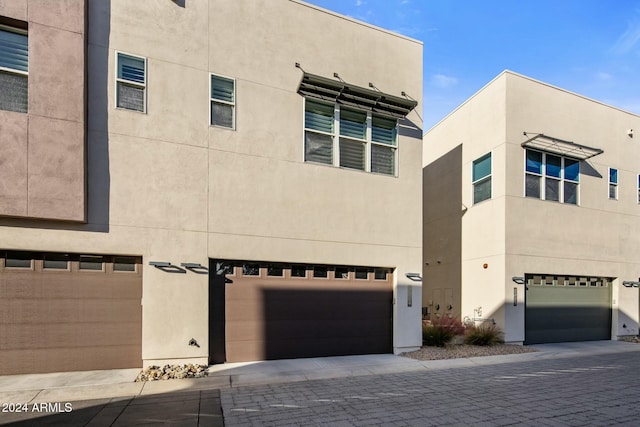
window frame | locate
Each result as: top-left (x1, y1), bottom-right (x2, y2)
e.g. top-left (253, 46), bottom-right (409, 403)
top-left (524, 149), bottom-right (580, 205)
top-left (209, 73), bottom-right (236, 130)
top-left (0, 23), bottom-right (29, 113)
top-left (608, 167), bottom-right (618, 200)
top-left (472, 152), bottom-right (492, 204)
top-left (115, 51), bottom-right (147, 113)
top-left (302, 98), bottom-right (399, 176)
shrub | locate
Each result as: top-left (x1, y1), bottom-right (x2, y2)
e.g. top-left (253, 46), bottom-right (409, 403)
top-left (422, 316), bottom-right (464, 347)
top-left (464, 322), bottom-right (504, 346)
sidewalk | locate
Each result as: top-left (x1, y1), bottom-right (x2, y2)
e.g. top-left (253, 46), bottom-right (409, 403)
top-left (1, 340), bottom-right (640, 404)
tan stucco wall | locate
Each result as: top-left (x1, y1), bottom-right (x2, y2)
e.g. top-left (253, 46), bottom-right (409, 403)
top-left (0, 0), bottom-right (423, 365)
top-left (0, 0), bottom-right (86, 222)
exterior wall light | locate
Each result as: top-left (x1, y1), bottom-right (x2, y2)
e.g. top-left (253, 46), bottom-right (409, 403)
top-left (149, 261), bottom-right (186, 273)
top-left (622, 281), bottom-right (640, 288)
top-left (512, 276), bottom-right (525, 285)
top-left (180, 263), bottom-right (209, 274)
top-left (405, 273), bottom-right (422, 282)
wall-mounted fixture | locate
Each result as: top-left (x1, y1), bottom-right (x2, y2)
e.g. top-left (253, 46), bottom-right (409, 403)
top-left (180, 263), bottom-right (209, 274)
top-left (149, 261), bottom-right (186, 273)
top-left (627, 129), bottom-right (634, 138)
top-left (188, 338), bottom-right (200, 348)
top-left (622, 281), bottom-right (640, 288)
top-left (405, 272), bottom-right (422, 282)
top-left (483, 263), bottom-right (488, 269)
top-left (512, 276), bottom-right (525, 285)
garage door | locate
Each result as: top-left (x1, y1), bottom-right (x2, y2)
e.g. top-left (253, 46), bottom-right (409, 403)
top-left (525, 274), bottom-right (611, 344)
top-left (213, 262), bottom-right (393, 363)
top-left (0, 251), bottom-right (142, 375)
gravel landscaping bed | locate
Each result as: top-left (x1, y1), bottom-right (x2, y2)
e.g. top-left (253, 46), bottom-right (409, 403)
top-left (400, 344), bottom-right (538, 361)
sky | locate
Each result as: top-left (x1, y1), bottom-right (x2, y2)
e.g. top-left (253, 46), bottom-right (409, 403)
top-left (304, 0), bottom-right (640, 131)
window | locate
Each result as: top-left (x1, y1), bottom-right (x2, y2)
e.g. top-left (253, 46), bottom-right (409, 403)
top-left (4, 251), bottom-right (31, 268)
top-left (0, 24), bottom-right (28, 113)
top-left (609, 168), bottom-right (618, 200)
top-left (304, 99), bottom-right (398, 176)
top-left (335, 266), bottom-right (349, 279)
top-left (43, 253), bottom-right (70, 270)
top-left (374, 268), bottom-right (388, 281)
top-left (290, 264), bottom-right (307, 278)
top-left (267, 264), bottom-right (284, 277)
top-left (113, 256), bottom-right (136, 272)
top-left (525, 149), bottom-right (579, 205)
top-left (472, 153), bottom-right (491, 204)
top-left (355, 268), bottom-right (369, 280)
top-left (79, 255), bottom-right (104, 271)
top-left (637, 174), bottom-right (640, 204)
top-left (210, 74), bottom-right (235, 129)
top-left (242, 263), bottom-right (259, 276)
top-left (313, 266), bottom-right (328, 278)
top-left (116, 52), bottom-right (146, 112)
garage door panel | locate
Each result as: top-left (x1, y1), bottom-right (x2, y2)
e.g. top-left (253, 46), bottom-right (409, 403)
top-left (0, 299), bottom-right (141, 324)
top-left (1, 252), bottom-right (142, 375)
top-left (222, 264), bottom-right (393, 362)
top-left (1, 345), bottom-right (142, 376)
top-left (0, 322), bottom-right (142, 350)
top-left (525, 276), bottom-right (611, 345)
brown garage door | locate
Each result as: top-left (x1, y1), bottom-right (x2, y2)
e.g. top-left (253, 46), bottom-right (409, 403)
top-left (221, 262), bottom-right (393, 362)
top-left (0, 251), bottom-right (142, 375)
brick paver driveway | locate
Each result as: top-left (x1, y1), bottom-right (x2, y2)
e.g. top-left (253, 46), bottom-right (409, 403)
top-left (222, 351), bottom-right (640, 426)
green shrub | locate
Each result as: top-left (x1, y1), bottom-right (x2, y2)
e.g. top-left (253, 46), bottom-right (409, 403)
top-left (422, 316), bottom-right (464, 347)
top-left (464, 322), bottom-right (504, 346)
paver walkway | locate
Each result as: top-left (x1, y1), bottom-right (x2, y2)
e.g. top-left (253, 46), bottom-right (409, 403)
top-left (222, 350), bottom-right (640, 426)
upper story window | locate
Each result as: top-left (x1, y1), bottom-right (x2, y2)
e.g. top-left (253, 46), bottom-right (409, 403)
top-left (116, 52), bottom-right (146, 112)
top-left (210, 74), bottom-right (235, 129)
top-left (472, 153), bottom-right (491, 204)
top-left (525, 149), bottom-right (579, 205)
top-left (303, 99), bottom-right (398, 176)
top-left (609, 168), bottom-right (618, 200)
top-left (0, 24), bottom-right (28, 113)
top-left (637, 174), bottom-right (640, 204)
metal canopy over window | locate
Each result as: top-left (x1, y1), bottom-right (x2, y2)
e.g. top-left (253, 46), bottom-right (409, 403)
top-left (298, 72), bottom-right (417, 119)
top-left (522, 132), bottom-right (603, 160)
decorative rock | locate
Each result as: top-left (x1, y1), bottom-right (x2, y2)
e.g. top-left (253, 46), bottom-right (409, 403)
top-left (135, 364), bottom-right (209, 382)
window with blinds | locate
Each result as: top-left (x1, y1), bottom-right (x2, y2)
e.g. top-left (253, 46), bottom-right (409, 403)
top-left (210, 74), bottom-right (235, 129)
top-left (0, 25), bottom-right (28, 113)
top-left (116, 52), bottom-right (146, 112)
top-left (472, 152), bottom-right (492, 204)
top-left (303, 99), bottom-right (398, 176)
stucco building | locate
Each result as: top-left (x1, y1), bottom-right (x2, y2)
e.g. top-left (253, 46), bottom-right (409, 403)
top-left (0, 0), bottom-right (423, 375)
top-left (423, 71), bottom-right (640, 344)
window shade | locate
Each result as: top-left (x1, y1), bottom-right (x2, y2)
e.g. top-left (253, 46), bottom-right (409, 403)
top-left (211, 75), bottom-right (234, 103)
top-left (117, 54), bottom-right (145, 83)
top-left (339, 138), bottom-right (365, 170)
top-left (371, 144), bottom-right (394, 175)
top-left (0, 71), bottom-right (27, 112)
top-left (305, 100), bottom-right (333, 133)
top-left (372, 116), bottom-right (397, 146)
top-left (305, 132), bottom-right (333, 165)
top-left (0, 29), bottom-right (28, 72)
top-left (340, 109), bottom-right (366, 139)
top-left (472, 153), bottom-right (491, 181)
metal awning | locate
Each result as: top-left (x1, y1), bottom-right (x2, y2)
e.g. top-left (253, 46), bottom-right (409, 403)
top-left (521, 132), bottom-right (603, 160)
top-left (297, 72), bottom-right (417, 119)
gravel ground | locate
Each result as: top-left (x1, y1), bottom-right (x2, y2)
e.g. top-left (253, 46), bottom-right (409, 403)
top-left (402, 336), bottom-right (640, 361)
top-left (400, 343), bottom-right (538, 361)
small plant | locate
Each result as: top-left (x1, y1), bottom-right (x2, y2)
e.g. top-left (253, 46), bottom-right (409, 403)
top-left (464, 322), bottom-right (504, 346)
top-left (422, 316), bottom-right (465, 347)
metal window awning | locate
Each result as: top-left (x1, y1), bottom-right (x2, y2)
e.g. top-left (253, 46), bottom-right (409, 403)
top-left (522, 132), bottom-right (603, 160)
top-left (298, 72), bottom-right (417, 119)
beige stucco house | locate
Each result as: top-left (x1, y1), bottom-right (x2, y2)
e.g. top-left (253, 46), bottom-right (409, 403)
top-left (423, 70), bottom-right (640, 344)
top-left (0, 0), bottom-right (423, 375)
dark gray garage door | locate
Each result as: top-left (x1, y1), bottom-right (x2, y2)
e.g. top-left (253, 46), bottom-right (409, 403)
top-left (525, 274), bottom-right (611, 344)
top-left (0, 251), bottom-right (142, 375)
top-left (212, 262), bottom-right (393, 363)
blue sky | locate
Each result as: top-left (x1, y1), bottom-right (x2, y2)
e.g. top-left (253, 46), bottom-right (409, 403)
top-left (305, 0), bottom-right (640, 131)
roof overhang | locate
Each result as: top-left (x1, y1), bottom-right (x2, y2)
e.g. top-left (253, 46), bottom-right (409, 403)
top-left (521, 133), bottom-right (603, 160)
top-left (297, 72), bottom-right (417, 119)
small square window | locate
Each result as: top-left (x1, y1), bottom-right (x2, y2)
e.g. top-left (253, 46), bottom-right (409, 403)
top-left (335, 267), bottom-right (349, 279)
top-left (242, 264), bottom-right (260, 276)
top-left (291, 265), bottom-right (307, 278)
top-left (43, 253), bottom-right (70, 270)
top-left (374, 268), bottom-right (388, 280)
top-left (313, 266), bottom-right (328, 278)
top-left (79, 255), bottom-right (105, 271)
top-left (5, 251), bottom-right (32, 268)
top-left (267, 264), bottom-right (284, 277)
top-left (116, 52), bottom-right (146, 112)
top-left (210, 74), bottom-right (235, 129)
top-left (113, 256), bottom-right (137, 272)
top-left (355, 268), bottom-right (369, 280)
